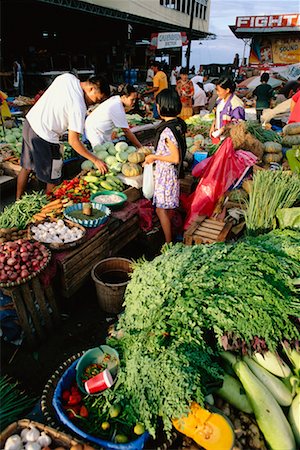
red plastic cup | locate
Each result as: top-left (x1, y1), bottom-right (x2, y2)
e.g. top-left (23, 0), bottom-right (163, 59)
top-left (84, 369), bottom-right (113, 394)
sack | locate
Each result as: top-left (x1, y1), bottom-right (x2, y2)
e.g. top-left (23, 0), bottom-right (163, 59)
top-left (142, 163), bottom-right (154, 200)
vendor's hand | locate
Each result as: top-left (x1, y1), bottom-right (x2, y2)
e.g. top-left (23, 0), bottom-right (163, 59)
top-left (209, 127), bottom-right (215, 138)
top-left (143, 154), bottom-right (156, 165)
top-left (94, 158), bottom-right (108, 174)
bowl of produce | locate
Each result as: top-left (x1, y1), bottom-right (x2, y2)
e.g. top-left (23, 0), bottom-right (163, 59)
top-left (0, 239), bottom-right (51, 288)
top-left (75, 345), bottom-right (120, 395)
top-left (63, 202), bottom-right (111, 228)
top-left (53, 359), bottom-right (149, 449)
top-left (29, 219), bottom-right (86, 250)
top-left (90, 191), bottom-right (127, 210)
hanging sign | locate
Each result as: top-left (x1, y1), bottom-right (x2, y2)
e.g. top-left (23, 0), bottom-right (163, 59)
top-left (150, 32), bottom-right (188, 50)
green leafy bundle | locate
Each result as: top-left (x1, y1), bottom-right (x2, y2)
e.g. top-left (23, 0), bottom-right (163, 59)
top-left (108, 230), bottom-right (300, 436)
top-left (0, 191), bottom-right (48, 229)
top-left (246, 121), bottom-right (282, 143)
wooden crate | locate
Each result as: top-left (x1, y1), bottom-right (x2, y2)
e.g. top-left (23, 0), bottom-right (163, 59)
top-left (2, 276), bottom-right (60, 347)
top-left (123, 186), bottom-right (142, 202)
top-left (57, 227), bottom-right (110, 298)
top-left (184, 215), bottom-right (233, 245)
top-left (180, 174), bottom-right (196, 194)
top-left (109, 215), bottom-right (140, 255)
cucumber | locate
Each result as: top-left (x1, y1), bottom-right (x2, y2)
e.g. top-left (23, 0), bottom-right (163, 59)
top-left (253, 351), bottom-right (291, 378)
top-left (234, 361), bottom-right (296, 450)
top-left (288, 393), bottom-right (300, 446)
top-left (244, 356), bottom-right (292, 406)
top-left (216, 373), bottom-right (253, 413)
top-left (100, 181), bottom-right (113, 190)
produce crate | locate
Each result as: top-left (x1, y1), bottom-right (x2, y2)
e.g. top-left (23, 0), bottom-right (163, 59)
top-left (180, 174), bottom-right (197, 194)
top-left (108, 215), bottom-right (140, 255)
top-left (123, 186), bottom-right (142, 202)
top-left (184, 215), bottom-right (233, 245)
top-left (0, 419), bottom-right (80, 449)
top-left (57, 226), bottom-right (110, 298)
top-left (2, 275), bottom-right (60, 347)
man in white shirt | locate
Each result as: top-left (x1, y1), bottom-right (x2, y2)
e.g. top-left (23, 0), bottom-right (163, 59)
top-left (17, 73), bottom-right (110, 199)
top-left (193, 83), bottom-right (207, 115)
top-left (191, 74), bottom-right (204, 87)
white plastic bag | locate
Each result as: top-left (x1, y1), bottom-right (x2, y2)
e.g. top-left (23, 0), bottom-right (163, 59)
top-left (142, 163), bottom-right (154, 200)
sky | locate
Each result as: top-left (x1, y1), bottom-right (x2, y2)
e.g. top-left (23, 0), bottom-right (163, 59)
top-left (184, 0), bottom-right (300, 67)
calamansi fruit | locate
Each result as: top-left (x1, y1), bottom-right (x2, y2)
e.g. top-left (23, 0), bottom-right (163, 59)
top-left (101, 421), bottom-right (110, 431)
top-left (115, 434), bottom-right (128, 443)
top-left (109, 404), bottom-right (121, 418)
top-left (134, 423), bottom-right (145, 435)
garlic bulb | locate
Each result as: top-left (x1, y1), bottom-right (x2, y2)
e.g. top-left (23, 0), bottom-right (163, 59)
top-left (20, 429), bottom-right (29, 442)
top-left (37, 433), bottom-right (51, 448)
top-left (25, 427), bottom-right (40, 443)
top-left (25, 442), bottom-right (41, 450)
top-left (4, 435), bottom-right (22, 450)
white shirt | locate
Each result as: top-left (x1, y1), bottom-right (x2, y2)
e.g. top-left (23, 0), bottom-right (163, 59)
top-left (85, 96), bottom-right (128, 148)
top-left (204, 82), bottom-right (216, 93)
top-left (191, 75), bottom-right (204, 86)
top-left (146, 68), bottom-right (154, 82)
top-left (26, 73), bottom-right (86, 143)
top-left (170, 69), bottom-right (177, 86)
top-left (193, 84), bottom-right (207, 107)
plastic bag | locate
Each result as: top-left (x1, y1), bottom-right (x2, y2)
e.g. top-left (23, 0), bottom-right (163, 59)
top-left (142, 163), bottom-right (154, 200)
top-left (276, 208), bottom-right (300, 229)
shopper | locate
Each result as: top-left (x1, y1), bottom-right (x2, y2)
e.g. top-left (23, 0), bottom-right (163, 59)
top-left (176, 67), bottom-right (194, 120)
top-left (146, 64), bottom-right (154, 87)
top-left (143, 89), bottom-right (187, 243)
top-left (85, 84), bottom-right (142, 149)
top-left (16, 73), bottom-right (110, 199)
top-left (253, 73), bottom-right (275, 122)
top-left (209, 77), bottom-right (245, 143)
top-left (144, 62), bottom-right (168, 119)
top-left (13, 57), bottom-right (24, 96)
top-left (170, 66), bottom-right (178, 90)
top-left (193, 82), bottom-right (207, 115)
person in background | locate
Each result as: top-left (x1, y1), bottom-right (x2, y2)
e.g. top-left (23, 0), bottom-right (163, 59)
top-left (209, 77), bottom-right (245, 143)
top-left (170, 66), bottom-right (178, 90)
top-left (0, 91), bottom-right (12, 120)
top-left (143, 89), bottom-right (187, 243)
top-left (274, 80), bottom-right (300, 105)
top-left (85, 84), bottom-right (142, 149)
top-left (13, 58), bottom-right (24, 96)
top-left (176, 67), bottom-right (194, 120)
top-left (146, 63), bottom-right (154, 87)
top-left (17, 73), bottom-right (110, 199)
top-left (193, 82), bottom-right (207, 115)
top-left (144, 62), bottom-right (168, 119)
top-left (288, 88), bottom-right (300, 123)
top-left (190, 73), bottom-right (204, 87)
top-left (253, 73), bottom-right (275, 122)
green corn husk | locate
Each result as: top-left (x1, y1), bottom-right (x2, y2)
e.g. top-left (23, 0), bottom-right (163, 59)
top-left (244, 170), bottom-right (300, 235)
top-left (0, 375), bottom-right (38, 429)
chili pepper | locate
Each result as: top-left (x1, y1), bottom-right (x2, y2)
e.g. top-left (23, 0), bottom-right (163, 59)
top-left (67, 394), bottom-right (82, 405)
top-left (62, 390), bottom-right (71, 402)
top-left (79, 405), bottom-right (89, 418)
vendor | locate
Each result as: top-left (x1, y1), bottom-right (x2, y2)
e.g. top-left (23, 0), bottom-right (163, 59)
top-left (84, 84), bottom-right (142, 149)
top-left (209, 77), bottom-right (245, 143)
top-left (143, 62), bottom-right (168, 119)
top-left (16, 73), bottom-right (110, 199)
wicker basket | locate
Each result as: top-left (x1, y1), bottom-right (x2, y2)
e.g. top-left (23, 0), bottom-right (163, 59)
top-left (28, 218), bottom-right (87, 251)
top-left (0, 419), bottom-right (80, 448)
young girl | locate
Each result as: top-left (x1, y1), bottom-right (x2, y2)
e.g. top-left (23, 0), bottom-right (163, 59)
top-left (144, 89), bottom-right (187, 243)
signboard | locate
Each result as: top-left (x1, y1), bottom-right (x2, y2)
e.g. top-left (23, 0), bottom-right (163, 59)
top-left (270, 63), bottom-right (300, 80)
top-left (250, 37), bottom-right (300, 65)
top-left (235, 14), bottom-right (300, 31)
top-left (150, 32), bottom-right (188, 50)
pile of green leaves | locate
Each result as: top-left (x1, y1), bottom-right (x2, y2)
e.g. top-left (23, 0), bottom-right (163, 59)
top-left (246, 121), bottom-right (282, 143)
top-left (107, 230), bottom-right (300, 437)
top-left (244, 170), bottom-right (300, 235)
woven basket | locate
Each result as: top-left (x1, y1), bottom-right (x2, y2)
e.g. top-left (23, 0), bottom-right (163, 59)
top-left (0, 419), bottom-right (80, 448)
top-left (41, 352), bottom-right (85, 429)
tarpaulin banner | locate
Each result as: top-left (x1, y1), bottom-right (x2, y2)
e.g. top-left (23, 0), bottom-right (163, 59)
top-left (250, 37), bottom-right (300, 65)
top-left (270, 63), bottom-right (300, 80)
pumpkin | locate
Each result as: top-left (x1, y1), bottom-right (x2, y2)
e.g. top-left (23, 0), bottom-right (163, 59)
top-left (172, 402), bottom-right (235, 450)
top-left (138, 146), bottom-right (153, 156)
top-left (264, 142), bottom-right (282, 154)
top-left (283, 122), bottom-right (300, 136)
top-left (263, 152), bottom-right (283, 164)
top-left (282, 135), bottom-right (300, 147)
top-left (128, 152), bottom-right (145, 164)
top-left (122, 162), bottom-right (142, 177)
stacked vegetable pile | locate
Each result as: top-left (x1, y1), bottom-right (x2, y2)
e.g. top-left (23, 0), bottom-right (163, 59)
top-left (104, 229), bottom-right (299, 447)
top-left (0, 124), bottom-right (23, 163)
top-left (282, 122), bottom-right (300, 148)
top-left (185, 113), bottom-right (214, 138)
top-left (0, 192), bottom-right (48, 230)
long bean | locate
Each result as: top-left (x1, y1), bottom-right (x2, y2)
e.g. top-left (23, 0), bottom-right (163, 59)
top-left (0, 191), bottom-right (48, 229)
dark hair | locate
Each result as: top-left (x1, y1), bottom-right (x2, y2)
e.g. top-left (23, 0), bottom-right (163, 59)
top-left (216, 77), bottom-right (236, 93)
top-left (260, 72), bottom-right (270, 83)
top-left (117, 83), bottom-right (136, 97)
top-left (151, 61), bottom-right (160, 68)
top-left (279, 80), bottom-right (300, 98)
top-left (180, 67), bottom-right (188, 75)
top-left (156, 88), bottom-right (182, 117)
top-left (196, 82), bottom-right (204, 89)
top-left (88, 75), bottom-right (111, 97)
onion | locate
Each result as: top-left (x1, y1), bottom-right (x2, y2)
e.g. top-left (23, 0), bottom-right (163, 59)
top-left (20, 269), bottom-right (29, 278)
top-left (7, 258), bottom-right (17, 266)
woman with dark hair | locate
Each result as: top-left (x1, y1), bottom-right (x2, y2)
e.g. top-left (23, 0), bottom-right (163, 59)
top-left (176, 67), bottom-right (194, 120)
top-left (209, 77), bottom-right (245, 143)
top-left (85, 83), bottom-right (142, 149)
top-left (144, 89), bottom-right (187, 243)
top-left (253, 72), bottom-right (275, 121)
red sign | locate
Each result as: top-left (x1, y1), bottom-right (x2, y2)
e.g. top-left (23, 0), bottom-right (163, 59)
top-left (235, 14), bottom-right (300, 29)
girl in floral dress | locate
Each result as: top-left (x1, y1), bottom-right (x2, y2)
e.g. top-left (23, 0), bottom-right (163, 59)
top-left (144, 89), bottom-right (187, 243)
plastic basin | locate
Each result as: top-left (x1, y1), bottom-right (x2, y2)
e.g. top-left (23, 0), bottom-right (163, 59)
top-left (63, 202), bottom-right (111, 228)
top-left (90, 191), bottom-right (127, 210)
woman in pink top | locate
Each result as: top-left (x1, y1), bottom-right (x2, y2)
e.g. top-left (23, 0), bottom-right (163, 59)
top-left (288, 90), bottom-right (300, 123)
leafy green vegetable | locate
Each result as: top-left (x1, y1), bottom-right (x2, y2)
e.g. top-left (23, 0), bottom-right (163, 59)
top-left (0, 191), bottom-right (48, 229)
top-left (246, 121), bottom-right (282, 143)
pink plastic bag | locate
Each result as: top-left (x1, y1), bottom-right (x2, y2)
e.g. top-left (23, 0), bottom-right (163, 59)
top-left (184, 137), bottom-right (257, 229)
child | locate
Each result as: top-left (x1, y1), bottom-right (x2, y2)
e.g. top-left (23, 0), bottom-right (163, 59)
top-left (144, 89), bottom-right (187, 243)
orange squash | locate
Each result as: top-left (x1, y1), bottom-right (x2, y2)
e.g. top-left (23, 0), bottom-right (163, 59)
top-left (172, 402), bottom-right (235, 450)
